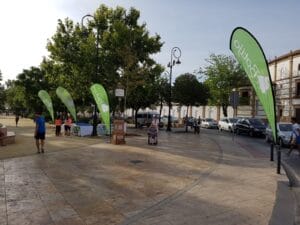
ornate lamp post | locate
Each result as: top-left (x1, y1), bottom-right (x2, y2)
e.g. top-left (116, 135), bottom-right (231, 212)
top-left (166, 47), bottom-right (182, 131)
top-left (81, 14), bottom-right (100, 136)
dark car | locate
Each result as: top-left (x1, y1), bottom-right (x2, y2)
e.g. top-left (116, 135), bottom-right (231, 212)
top-left (235, 118), bottom-right (266, 137)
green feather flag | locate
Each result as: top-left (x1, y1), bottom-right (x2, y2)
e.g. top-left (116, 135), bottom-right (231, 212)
top-left (38, 90), bottom-right (54, 121)
top-left (90, 84), bottom-right (110, 134)
top-left (230, 27), bottom-right (277, 143)
top-left (56, 87), bottom-right (77, 122)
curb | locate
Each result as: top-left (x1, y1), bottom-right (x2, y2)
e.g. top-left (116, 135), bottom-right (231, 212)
top-left (282, 160), bottom-right (300, 187)
top-left (282, 160), bottom-right (300, 225)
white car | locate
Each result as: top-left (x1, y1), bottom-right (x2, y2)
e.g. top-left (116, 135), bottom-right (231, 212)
top-left (218, 118), bottom-right (238, 132)
top-left (265, 122), bottom-right (293, 147)
top-left (201, 118), bottom-right (218, 129)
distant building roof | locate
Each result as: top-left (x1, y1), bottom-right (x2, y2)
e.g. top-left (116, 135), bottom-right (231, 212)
top-left (269, 49), bottom-right (300, 64)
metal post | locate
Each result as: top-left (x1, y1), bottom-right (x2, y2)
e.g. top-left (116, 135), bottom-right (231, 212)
top-left (167, 67), bottom-right (172, 131)
top-left (270, 143), bottom-right (274, 161)
top-left (81, 14), bottom-right (100, 136)
top-left (166, 47), bottom-right (181, 132)
top-left (277, 147), bottom-right (281, 174)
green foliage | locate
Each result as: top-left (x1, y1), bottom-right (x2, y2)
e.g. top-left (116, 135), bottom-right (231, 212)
top-left (173, 73), bottom-right (209, 107)
top-left (5, 80), bottom-right (27, 113)
top-left (43, 4), bottom-right (163, 113)
top-left (0, 71), bottom-right (6, 111)
top-left (200, 54), bottom-right (249, 116)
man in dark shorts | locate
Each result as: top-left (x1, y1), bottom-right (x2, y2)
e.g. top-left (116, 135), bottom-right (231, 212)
top-left (34, 111), bottom-right (46, 153)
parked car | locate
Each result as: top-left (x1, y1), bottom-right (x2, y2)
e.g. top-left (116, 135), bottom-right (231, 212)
top-left (136, 111), bottom-right (159, 127)
top-left (160, 116), bottom-right (178, 127)
top-left (201, 118), bottom-right (218, 129)
top-left (265, 122), bottom-right (293, 147)
top-left (218, 118), bottom-right (238, 132)
top-left (235, 118), bottom-right (266, 137)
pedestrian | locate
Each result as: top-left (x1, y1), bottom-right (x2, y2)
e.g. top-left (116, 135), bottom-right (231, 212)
top-left (288, 125), bottom-right (300, 156)
top-left (55, 115), bottom-right (62, 136)
top-left (64, 115), bottom-right (72, 136)
top-left (34, 111), bottom-right (46, 153)
top-left (15, 114), bottom-right (19, 127)
top-left (193, 119), bottom-right (200, 134)
top-left (0, 130), bottom-right (6, 146)
top-left (148, 115), bottom-right (159, 145)
top-left (288, 117), bottom-right (300, 156)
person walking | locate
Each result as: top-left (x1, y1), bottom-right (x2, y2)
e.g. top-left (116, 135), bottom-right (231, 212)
top-left (288, 117), bottom-right (300, 156)
top-left (64, 115), bottom-right (72, 136)
top-left (0, 130), bottom-right (6, 146)
top-left (55, 115), bottom-right (62, 136)
top-left (34, 111), bottom-right (46, 153)
top-left (15, 114), bottom-right (19, 127)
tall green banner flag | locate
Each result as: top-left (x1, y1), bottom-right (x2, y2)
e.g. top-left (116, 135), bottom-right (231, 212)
top-left (38, 90), bottom-right (54, 122)
top-left (90, 84), bottom-right (110, 134)
top-left (56, 87), bottom-right (77, 122)
top-left (230, 27), bottom-right (277, 143)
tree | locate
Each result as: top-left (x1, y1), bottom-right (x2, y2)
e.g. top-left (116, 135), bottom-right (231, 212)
top-left (4, 67), bottom-right (49, 116)
top-left (5, 80), bottom-right (27, 114)
top-left (173, 73), bottom-right (209, 131)
top-left (43, 5), bottom-right (163, 114)
top-left (125, 64), bottom-right (164, 127)
top-left (200, 54), bottom-right (249, 117)
top-left (0, 71), bottom-right (6, 111)
top-left (156, 76), bottom-right (169, 121)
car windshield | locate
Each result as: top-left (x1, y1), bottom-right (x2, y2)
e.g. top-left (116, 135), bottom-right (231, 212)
top-left (249, 119), bottom-right (264, 126)
top-left (206, 118), bottom-right (213, 122)
top-left (229, 118), bottom-right (238, 123)
top-left (279, 124), bottom-right (293, 131)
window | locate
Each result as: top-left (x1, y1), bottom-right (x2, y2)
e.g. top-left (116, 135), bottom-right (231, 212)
top-left (239, 91), bottom-right (250, 105)
top-left (298, 64), bottom-right (300, 71)
top-left (297, 81), bottom-right (300, 96)
top-left (279, 109), bottom-right (283, 117)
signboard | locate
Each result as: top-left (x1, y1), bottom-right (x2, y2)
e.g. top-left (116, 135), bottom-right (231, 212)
top-left (115, 88), bottom-right (124, 97)
top-left (229, 91), bottom-right (239, 108)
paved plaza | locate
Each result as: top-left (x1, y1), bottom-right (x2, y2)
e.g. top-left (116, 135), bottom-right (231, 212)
top-left (0, 117), bottom-right (296, 225)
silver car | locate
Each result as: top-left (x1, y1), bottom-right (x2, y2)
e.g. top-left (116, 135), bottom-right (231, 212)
top-left (201, 118), bottom-right (218, 129)
top-left (265, 122), bottom-right (293, 147)
top-left (218, 117), bottom-right (238, 132)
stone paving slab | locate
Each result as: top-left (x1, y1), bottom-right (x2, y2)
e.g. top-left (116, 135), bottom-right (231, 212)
top-left (0, 117), bottom-right (295, 225)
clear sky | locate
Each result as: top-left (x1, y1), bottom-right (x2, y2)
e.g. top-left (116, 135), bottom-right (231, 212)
top-left (0, 0), bottom-right (299, 84)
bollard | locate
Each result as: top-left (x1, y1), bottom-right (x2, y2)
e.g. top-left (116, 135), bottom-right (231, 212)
top-left (270, 143), bottom-right (274, 161)
top-left (277, 148), bottom-right (281, 174)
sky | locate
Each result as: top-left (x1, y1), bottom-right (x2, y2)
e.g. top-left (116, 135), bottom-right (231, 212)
top-left (0, 0), bottom-right (300, 84)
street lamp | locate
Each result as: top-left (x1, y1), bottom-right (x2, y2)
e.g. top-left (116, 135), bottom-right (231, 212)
top-left (81, 14), bottom-right (100, 136)
top-left (166, 47), bottom-right (182, 131)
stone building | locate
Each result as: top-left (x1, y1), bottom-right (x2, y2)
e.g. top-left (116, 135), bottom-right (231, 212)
top-left (269, 49), bottom-right (300, 122)
top-left (131, 49), bottom-right (300, 122)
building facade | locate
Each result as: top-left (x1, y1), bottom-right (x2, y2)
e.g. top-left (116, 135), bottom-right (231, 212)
top-left (130, 50), bottom-right (300, 123)
top-left (269, 49), bottom-right (300, 122)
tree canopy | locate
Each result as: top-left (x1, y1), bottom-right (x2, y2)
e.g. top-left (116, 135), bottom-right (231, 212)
top-left (42, 5), bottom-right (164, 114)
top-left (173, 73), bottom-right (209, 110)
top-left (4, 5), bottom-right (164, 116)
top-left (200, 54), bottom-right (249, 117)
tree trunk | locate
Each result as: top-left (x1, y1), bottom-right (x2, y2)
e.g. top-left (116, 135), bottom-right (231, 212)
top-left (185, 105), bottom-right (189, 133)
top-left (159, 98), bottom-right (163, 122)
top-left (134, 108), bottom-right (140, 128)
top-left (222, 103), bottom-right (228, 117)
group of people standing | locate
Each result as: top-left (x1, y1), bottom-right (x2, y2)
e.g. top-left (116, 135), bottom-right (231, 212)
top-left (54, 114), bottom-right (73, 136)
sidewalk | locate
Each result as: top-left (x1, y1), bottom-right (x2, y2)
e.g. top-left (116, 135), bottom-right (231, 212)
top-left (0, 117), bottom-right (297, 225)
